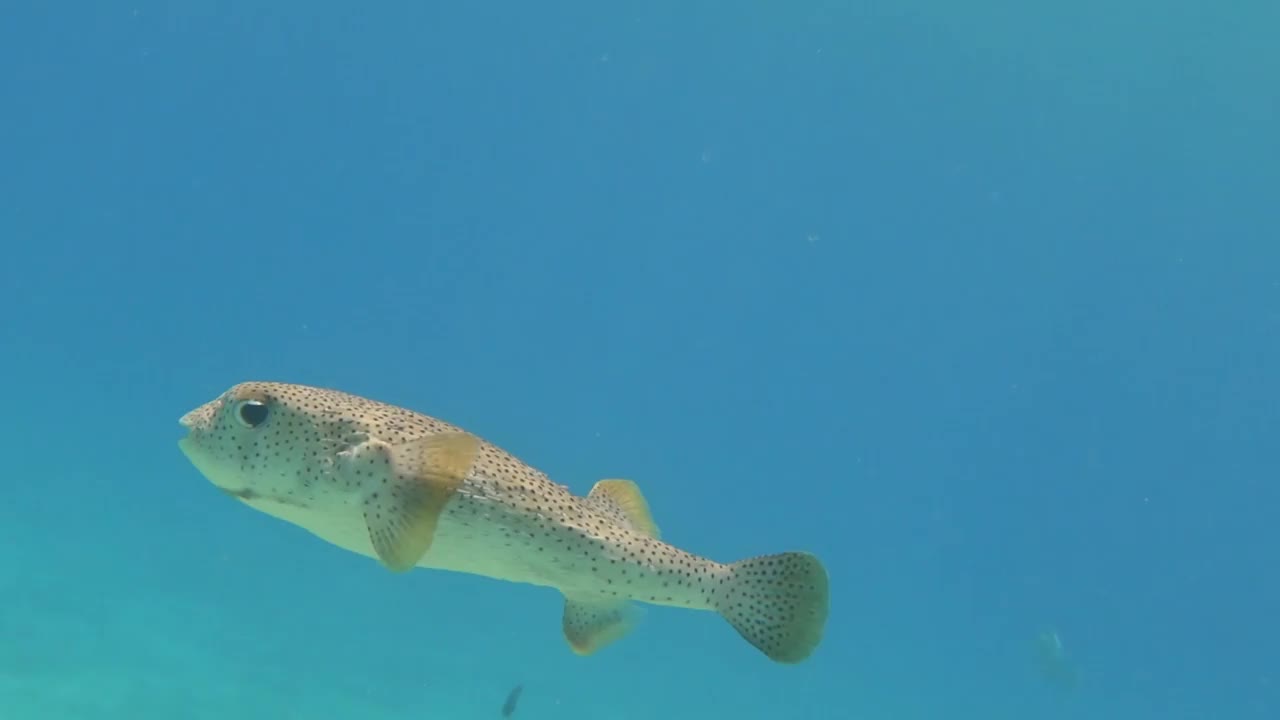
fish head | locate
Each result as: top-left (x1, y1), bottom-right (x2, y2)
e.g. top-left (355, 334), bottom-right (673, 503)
top-left (178, 381), bottom-right (369, 503)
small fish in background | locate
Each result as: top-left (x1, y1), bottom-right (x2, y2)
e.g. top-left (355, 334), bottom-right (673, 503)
top-left (1035, 627), bottom-right (1079, 691)
top-left (501, 685), bottom-right (523, 717)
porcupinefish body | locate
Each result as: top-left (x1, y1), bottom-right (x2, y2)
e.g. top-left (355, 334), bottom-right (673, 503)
top-left (177, 381), bottom-right (829, 663)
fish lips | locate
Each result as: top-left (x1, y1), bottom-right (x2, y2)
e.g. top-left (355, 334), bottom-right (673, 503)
top-left (177, 435), bottom-right (247, 497)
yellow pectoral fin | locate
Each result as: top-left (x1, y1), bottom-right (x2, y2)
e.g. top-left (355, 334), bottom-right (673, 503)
top-left (362, 432), bottom-right (481, 572)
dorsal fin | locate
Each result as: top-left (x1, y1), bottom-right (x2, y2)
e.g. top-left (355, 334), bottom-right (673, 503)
top-left (587, 478), bottom-right (660, 538)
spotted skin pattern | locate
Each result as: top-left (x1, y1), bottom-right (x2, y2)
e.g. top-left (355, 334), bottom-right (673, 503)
top-left (178, 381), bottom-right (829, 663)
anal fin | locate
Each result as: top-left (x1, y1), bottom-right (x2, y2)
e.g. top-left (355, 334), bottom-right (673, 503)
top-left (587, 478), bottom-right (660, 538)
top-left (562, 595), bottom-right (639, 656)
top-left (361, 431), bottom-right (481, 572)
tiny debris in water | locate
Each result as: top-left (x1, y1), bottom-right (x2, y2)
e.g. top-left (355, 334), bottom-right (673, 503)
top-left (501, 684), bottom-right (524, 717)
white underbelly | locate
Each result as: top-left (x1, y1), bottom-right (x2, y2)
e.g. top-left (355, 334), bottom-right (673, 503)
top-left (241, 494), bottom-right (559, 589)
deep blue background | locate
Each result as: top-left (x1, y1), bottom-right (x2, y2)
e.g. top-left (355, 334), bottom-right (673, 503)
top-left (2, 2), bottom-right (1277, 718)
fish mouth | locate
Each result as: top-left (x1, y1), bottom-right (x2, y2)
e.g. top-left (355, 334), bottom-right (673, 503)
top-left (176, 435), bottom-right (239, 495)
top-left (177, 435), bottom-right (202, 463)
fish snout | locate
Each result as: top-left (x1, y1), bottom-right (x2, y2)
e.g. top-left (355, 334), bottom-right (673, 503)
top-left (179, 399), bottom-right (222, 431)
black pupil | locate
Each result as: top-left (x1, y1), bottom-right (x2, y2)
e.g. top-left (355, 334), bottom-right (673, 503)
top-left (240, 401), bottom-right (269, 427)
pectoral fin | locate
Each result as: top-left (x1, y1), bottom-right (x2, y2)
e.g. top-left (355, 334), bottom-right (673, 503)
top-left (362, 431), bottom-right (481, 572)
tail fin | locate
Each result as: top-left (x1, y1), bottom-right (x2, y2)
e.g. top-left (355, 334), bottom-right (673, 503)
top-left (717, 552), bottom-right (829, 663)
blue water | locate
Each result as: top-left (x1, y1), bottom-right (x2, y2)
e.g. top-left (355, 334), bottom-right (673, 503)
top-left (2, 2), bottom-right (1277, 718)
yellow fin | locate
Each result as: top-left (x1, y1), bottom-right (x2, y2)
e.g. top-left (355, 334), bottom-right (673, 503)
top-left (562, 595), bottom-right (639, 656)
top-left (362, 432), bottom-right (481, 572)
top-left (587, 478), bottom-right (660, 538)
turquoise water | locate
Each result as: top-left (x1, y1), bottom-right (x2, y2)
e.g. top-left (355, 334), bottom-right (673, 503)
top-left (2, 1), bottom-right (1277, 718)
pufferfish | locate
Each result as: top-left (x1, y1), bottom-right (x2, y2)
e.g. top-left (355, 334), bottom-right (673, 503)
top-left (177, 381), bottom-right (830, 663)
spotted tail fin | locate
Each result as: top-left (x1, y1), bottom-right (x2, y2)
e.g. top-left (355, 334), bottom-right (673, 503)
top-left (716, 551), bottom-right (830, 663)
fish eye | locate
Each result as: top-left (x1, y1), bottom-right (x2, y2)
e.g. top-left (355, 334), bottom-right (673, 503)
top-left (236, 400), bottom-right (269, 428)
